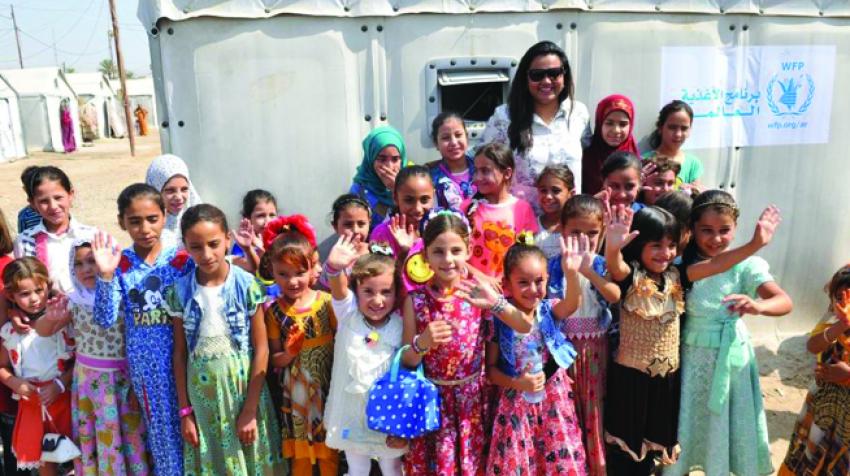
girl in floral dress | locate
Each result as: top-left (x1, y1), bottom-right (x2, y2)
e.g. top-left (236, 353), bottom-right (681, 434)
top-left (485, 238), bottom-right (588, 474)
top-left (400, 210), bottom-right (535, 475)
top-left (263, 215), bottom-right (338, 476)
top-left (37, 237), bottom-right (150, 475)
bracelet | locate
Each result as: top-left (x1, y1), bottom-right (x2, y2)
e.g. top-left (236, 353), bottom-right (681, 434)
top-left (179, 406), bottom-right (194, 418)
top-left (323, 262), bottom-right (342, 278)
top-left (490, 295), bottom-right (508, 315)
top-left (412, 334), bottom-right (428, 355)
top-left (53, 378), bottom-right (65, 394)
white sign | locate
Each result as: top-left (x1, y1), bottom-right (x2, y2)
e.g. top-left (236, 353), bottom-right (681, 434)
top-left (660, 45), bottom-right (835, 149)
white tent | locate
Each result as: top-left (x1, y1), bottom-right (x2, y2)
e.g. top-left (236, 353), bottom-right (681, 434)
top-left (124, 77), bottom-right (158, 130)
top-left (0, 67), bottom-right (83, 153)
top-left (0, 75), bottom-right (26, 162)
top-left (139, 0), bottom-right (850, 337)
top-left (66, 72), bottom-right (126, 139)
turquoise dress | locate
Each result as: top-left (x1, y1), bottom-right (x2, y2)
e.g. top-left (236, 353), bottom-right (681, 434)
top-left (665, 257), bottom-right (774, 476)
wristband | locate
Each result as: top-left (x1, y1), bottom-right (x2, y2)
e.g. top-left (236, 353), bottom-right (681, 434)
top-left (53, 378), bottom-right (66, 394)
top-left (490, 295), bottom-right (508, 315)
top-left (323, 262), bottom-right (342, 278)
top-left (412, 334), bottom-right (428, 355)
top-left (179, 406), bottom-right (194, 418)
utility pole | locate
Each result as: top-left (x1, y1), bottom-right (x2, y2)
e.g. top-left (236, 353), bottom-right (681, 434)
top-left (10, 5), bottom-right (23, 68)
top-left (108, 0), bottom-right (135, 156)
top-left (52, 29), bottom-right (58, 66)
top-left (107, 30), bottom-right (114, 78)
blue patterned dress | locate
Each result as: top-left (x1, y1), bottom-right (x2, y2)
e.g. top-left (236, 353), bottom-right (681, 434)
top-left (94, 246), bottom-right (193, 476)
top-left (664, 257), bottom-right (774, 476)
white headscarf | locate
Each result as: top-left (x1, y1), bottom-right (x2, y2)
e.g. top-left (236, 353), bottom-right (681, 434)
top-left (67, 233), bottom-right (96, 312)
top-left (145, 154), bottom-right (202, 235)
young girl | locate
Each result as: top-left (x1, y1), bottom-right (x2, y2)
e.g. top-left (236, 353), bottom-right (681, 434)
top-left (546, 195), bottom-right (620, 476)
top-left (316, 195), bottom-right (372, 290)
top-left (171, 204), bottom-right (284, 474)
top-left (231, 189), bottom-right (278, 273)
top-left (464, 143), bottom-right (538, 278)
top-left (145, 154), bottom-right (202, 241)
top-left (534, 164), bottom-right (574, 259)
top-left (0, 258), bottom-right (74, 474)
top-left (14, 166), bottom-right (96, 294)
top-left (640, 158), bottom-right (680, 206)
top-left (780, 266), bottom-right (850, 475)
top-left (36, 237), bottom-right (151, 475)
top-left (263, 215), bottom-right (338, 476)
top-left (642, 100), bottom-right (703, 193)
top-left (369, 165), bottom-right (435, 257)
top-left (582, 94), bottom-right (640, 195)
top-left (93, 183), bottom-right (194, 476)
top-left (323, 235), bottom-right (407, 475)
top-left (349, 126), bottom-right (410, 226)
top-left (427, 112), bottom-right (475, 209)
top-left (598, 151), bottom-right (644, 213)
top-left (667, 191), bottom-right (791, 476)
top-left (400, 211), bottom-right (535, 475)
top-left (485, 239), bottom-right (588, 474)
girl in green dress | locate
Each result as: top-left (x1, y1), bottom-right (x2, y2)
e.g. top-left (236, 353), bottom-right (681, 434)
top-left (642, 100), bottom-right (704, 194)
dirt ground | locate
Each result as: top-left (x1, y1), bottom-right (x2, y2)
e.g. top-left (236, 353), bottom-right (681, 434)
top-left (0, 133), bottom-right (811, 474)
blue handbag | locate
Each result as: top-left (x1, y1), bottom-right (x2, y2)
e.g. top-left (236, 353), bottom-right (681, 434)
top-left (366, 345), bottom-right (441, 438)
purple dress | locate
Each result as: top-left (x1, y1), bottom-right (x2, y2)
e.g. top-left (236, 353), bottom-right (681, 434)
top-left (61, 107), bottom-right (76, 153)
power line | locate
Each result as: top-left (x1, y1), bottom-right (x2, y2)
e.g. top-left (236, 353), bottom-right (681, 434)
top-left (68, 0), bottom-right (105, 67)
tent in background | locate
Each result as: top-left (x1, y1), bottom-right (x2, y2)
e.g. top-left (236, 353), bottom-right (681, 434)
top-left (0, 67), bottom-right (82, 153)
top-left (124, 77), bottom-right (158, 131)
top-left (0, 74), bottom-right (26, 162)
top-left (66, 72), bottom-right (125, 140)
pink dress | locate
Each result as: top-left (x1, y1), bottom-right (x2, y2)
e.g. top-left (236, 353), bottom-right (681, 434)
top-left (462, 196), bottom-right (538, 277)
top-left (404, 286), bottom-right (487, 476)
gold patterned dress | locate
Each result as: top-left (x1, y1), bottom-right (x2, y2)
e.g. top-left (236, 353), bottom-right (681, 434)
top-left (604, 264), bottom-right (685, 468)
top-left (266, 292), bottom-right (338, 476)
top-left (780, 312), bottom-right (850, 475)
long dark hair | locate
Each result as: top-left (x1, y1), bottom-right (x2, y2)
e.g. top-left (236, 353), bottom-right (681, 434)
top-left (507, 41), bottom-right (574, 155)
top-left (648, 100), bottom-right (694, 150)
top-left (622, 206), bottom-right (681, 266)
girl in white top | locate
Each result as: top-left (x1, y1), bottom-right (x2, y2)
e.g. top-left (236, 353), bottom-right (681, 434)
top-left (323, 235), bottom-right (407, 476)
top-left (481, 41), bottom-right (590, 208)
top-left (13, 166), bottom-right (96, 294)
top-left (0, 258), bottom-right (74, 474)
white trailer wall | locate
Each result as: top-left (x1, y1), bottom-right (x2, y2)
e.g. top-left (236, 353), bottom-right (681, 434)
top-left (141, 5), bottom-right (849, 337)
top-left (0, 77), bottom-right (26, 161)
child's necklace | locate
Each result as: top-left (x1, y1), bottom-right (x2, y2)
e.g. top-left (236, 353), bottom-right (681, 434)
top-left (363, 316), bottom-right (390, 349)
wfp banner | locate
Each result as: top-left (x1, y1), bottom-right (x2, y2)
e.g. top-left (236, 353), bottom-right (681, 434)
top-left (660, 45), bottom-right (835, 149)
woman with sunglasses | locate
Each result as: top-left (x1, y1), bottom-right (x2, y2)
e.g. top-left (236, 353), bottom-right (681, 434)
top-left (481, 41), bottom-right (590, 210)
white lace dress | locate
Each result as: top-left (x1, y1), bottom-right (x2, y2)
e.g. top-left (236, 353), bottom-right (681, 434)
top-left (323, 293), bottom-right (406, 458)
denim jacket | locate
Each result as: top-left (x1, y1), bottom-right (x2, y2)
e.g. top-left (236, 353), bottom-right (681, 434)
top-left (494, 299), bottom-right (577, 378)
top-left (169, 264), bottom-right (264, 354)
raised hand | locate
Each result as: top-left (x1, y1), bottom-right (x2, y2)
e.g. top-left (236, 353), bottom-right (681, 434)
top-left (560, 234), bottom-right (590, 274)
top-left (455, 275), bottom-right (502, 310)
top-left (92, 231), bottom-right (122, 278)
top-left (594, 187), bottom-right (612, 222)
top-left (388, 214), bottom-right (417, 251)
top-left (606, 204), bottom-right (639, 251)
top-left (750, 205), bottom-right (781, 249)
top-left (326, 233), bottom-right (361, 271)
top-left (44, 294), bottom-right (71, 326)
top-left (640, 162), bottom-right (658, 185)
top-left (231, 218), bottom-right (256, 251)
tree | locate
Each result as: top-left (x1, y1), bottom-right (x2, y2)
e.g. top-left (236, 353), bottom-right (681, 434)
top-left (126, 70), bottom-right (136, 79)
top-left (98, 59), bottom-right (116, 79)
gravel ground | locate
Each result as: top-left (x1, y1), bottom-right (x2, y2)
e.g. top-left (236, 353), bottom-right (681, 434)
top-left (0, 131), bottom-right (808, 475)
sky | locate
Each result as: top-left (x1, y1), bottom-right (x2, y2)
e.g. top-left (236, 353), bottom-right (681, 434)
top-left (0, 0), bottom-right (151, 76)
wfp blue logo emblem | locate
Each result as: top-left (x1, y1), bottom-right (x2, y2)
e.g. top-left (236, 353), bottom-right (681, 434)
top-left (767, 61), bottom-right (815, 116)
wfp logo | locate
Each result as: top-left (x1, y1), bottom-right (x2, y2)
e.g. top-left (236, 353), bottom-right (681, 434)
top-left (767, 61), bottom-right (815, 116)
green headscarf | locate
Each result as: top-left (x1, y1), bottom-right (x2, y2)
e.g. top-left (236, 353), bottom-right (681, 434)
top-left (352, 126), bottom-right (409, 207)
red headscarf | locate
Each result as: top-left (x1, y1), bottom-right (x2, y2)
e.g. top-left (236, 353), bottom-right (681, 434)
top-left (581, 94), bottom-right (640, 194)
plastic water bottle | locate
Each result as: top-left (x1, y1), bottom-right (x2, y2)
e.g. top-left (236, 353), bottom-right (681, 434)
top-left (521, 341), bottom-right (545, 403)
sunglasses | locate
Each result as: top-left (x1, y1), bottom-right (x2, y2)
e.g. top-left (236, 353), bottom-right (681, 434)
top-left (527, 67), bottom-right (564, 82)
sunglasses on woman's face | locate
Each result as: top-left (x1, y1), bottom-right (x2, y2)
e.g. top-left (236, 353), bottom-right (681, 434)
top-left (527, 67), bottom-right (564, 82)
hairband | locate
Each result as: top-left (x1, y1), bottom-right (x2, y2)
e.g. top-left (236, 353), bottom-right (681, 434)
top-left (337, 195), bottom-right (371, 213)
top-left (420, 207), bottom-right (470, 234)
top-left (262, 215), bottom-right (317, 250)
top-left (691, 201), bottom-right (739, 214)
top-left (369, 242), bottom-right (394, 257)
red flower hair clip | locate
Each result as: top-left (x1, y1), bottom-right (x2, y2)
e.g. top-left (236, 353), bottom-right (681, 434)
top-left (262, 215), bottom-right (317, 250)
